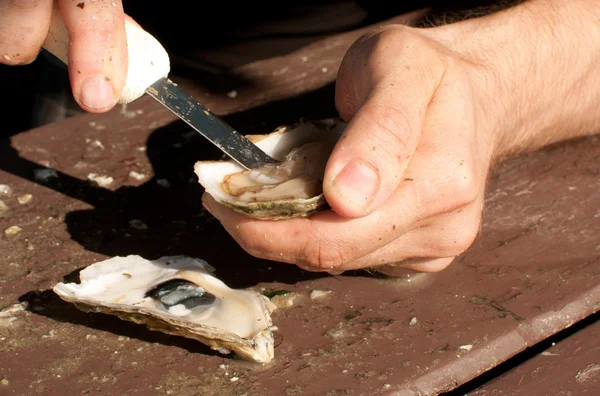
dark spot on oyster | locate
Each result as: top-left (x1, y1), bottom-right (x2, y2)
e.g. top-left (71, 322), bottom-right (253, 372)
top-left (146, 279), bottom-right (216, 310)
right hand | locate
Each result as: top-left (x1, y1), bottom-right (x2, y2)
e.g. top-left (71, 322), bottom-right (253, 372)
top-left (0, 0), bottom-right (129, 113)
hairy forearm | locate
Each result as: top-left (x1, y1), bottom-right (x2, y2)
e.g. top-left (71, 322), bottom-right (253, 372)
top-left (432, 0), bottom-right (600, 158)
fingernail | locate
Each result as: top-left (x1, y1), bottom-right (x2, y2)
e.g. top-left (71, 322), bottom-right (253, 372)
top-left (332, 160), bottom-right (379, 210)
top-left (79, 75), bottom-right (116, 110)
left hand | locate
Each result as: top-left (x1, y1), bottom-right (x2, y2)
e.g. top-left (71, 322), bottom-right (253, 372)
top-left (202, 25), bottom-right (498, 274)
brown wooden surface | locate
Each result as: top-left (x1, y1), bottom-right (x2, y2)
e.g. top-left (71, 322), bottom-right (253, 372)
top-left (1, 79), bottom-right (599, 396)
top-left (1, 7), bottom-right (599, 396)
top-left (471, 318), bottom-right (600, 395)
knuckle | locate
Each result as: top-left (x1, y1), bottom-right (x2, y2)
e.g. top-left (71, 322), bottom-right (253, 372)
top-left (449, 163), bottom-right (480, 210)
top-left (302, 237), bottom-right (347, 270)
top-left (370, 26), bottom-right (437, 63)
top-left (369, 26), bottom-right (411, 54)
top-left (436, 222), bottom-right (480, 257)
top-left (451, 225), bottom-right (479, 255)
top-left (365, 27), bottom-right (448, 84)
top-left (418, 161), bottom-right (482, 218)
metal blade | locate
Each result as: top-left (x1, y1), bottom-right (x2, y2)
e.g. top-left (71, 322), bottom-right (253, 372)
top-left (145, 78), bottom-right (279, 170)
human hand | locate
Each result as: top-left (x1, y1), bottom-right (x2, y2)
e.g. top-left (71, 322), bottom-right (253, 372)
top-left (202, 0), bottom-right (600, 275)
top-left (0, 0), bottom-right (129, 113)
top-left (202, 24), bottom-right (497, 274)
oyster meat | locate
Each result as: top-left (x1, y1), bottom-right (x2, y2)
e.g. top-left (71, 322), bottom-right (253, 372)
top-left (194, 118), bottom-right (347, 220)
top-left (53, 255), bottom-right (277, 363)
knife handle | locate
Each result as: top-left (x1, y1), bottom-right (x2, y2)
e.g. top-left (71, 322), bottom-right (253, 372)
top-left (41, 5), bottom-right (170, 104)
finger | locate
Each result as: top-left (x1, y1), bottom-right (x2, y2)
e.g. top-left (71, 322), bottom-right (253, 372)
top-left (338, 195), bottom-right (483, 271)
top-left (201, 177), bottom-right (423, 270)
top-left (202, 62), bottom-right (485, 272)
top-left (57, 0), bottom-right (127, 113)
top-left (0, 0), bottom-right (53, 65)
top-left (327, 29), bottom-right (446, 218)
top-left (201, 120), bottom-right (481, 272)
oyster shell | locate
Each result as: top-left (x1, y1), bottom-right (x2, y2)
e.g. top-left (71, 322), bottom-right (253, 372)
top-left (52, 255), bottom-right (277, 363)
top-left (194, 118), bottom-right (347, 220)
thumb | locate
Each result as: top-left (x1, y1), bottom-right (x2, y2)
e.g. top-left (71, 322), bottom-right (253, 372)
top-left (323, 74), bottom-right (437, 218)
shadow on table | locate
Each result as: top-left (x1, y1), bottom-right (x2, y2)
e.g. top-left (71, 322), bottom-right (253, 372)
top-left (62, 84), bottom-right (351, 288)
top-left (1, 83), bottom-right (375, 288)
top-left (18, 285), bottom-right (226, 359)
top-left (7, 85), bottom-right (346, 356)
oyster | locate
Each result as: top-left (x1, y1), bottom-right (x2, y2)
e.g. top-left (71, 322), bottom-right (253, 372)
top-left (52, 255), bottom-right (277, 363)
top-left (194, 118), bottom-right (347, 220)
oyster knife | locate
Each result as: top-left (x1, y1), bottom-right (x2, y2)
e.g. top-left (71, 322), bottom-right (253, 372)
top-left (145, 78), bottom-right (278, 169)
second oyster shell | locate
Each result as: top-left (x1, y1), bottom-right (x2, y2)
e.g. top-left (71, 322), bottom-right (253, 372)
top-left (53, 255), bottom-right (277, 363)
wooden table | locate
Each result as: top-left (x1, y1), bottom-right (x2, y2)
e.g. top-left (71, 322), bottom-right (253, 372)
top-left (1, 7), bottom-right (598, 396)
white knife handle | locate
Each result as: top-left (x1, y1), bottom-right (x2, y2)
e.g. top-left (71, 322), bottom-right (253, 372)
top-left (42, 7), bottom-right (170, 104)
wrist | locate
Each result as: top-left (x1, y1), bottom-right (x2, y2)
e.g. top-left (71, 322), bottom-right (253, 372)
top-left (424, 0), bottom-right (600, 159)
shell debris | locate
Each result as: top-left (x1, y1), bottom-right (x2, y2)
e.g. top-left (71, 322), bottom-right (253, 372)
top-left (89, 139), bottom-right (105, 150)
top-left (128, 171), bottom-right (146, 181)
top-left (17, 194), bottom-right (32, 204)
top-left (4, 225), bottom-right (22, 236)
top-left (310, 290), bottom-right (332, 299)
top-left (129, 219), bottom-right (148, 230)
top-left (34, 169), bottom-right (59, 182)
top-left (0, 302), bottom-right (28, 327)
top-left (156, 178), bottom-right (171, 188)
top-left (0, 184), bottom-right (12, 196)
top-left (87, 173), bottom-right (114, 188)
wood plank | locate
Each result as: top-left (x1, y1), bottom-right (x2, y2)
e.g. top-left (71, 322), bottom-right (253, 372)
top-left (0, 83), bottom-right (598, 396)
top-left (470, 317), bottom-right (600, 395)
top-left (0, 6), bottom-right (599, 395)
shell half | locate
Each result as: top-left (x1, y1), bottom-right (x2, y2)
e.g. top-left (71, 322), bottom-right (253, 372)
top-left (194, 118), bottom-right (347, 220)
top-left (53, 255), bottom-right (277, 363)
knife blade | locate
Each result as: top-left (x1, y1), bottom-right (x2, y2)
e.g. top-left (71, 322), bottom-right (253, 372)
top-left (41, 6), bottom-right (278, 170)
top-left (145, 78), bottom-right (278, 170)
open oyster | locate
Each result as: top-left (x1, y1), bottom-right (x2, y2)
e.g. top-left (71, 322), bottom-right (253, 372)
top-left (194, 118), bottom-right (347, 220)
top-left (52, 255), bottom-right (277, 363)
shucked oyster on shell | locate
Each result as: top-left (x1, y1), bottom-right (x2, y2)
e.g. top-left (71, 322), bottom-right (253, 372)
top-left (53, 255), bottom-right (277, 363)
top-left (194, 118), bottom-right (347, 220)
